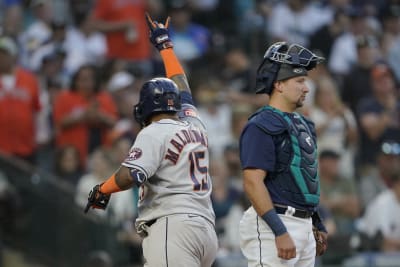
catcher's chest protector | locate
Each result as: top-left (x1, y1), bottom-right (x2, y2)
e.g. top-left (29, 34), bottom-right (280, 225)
top-left (250, 106), bottom-right (320, 206)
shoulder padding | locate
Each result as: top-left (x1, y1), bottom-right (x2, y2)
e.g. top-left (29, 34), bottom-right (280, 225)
top-left (249, 107), bottom-right (288, 135)
top-left (297, 113), bottom-right (317, 138)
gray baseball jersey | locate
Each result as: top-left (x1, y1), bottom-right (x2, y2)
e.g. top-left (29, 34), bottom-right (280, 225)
top-left (121, 103), bottom-right (215, 231)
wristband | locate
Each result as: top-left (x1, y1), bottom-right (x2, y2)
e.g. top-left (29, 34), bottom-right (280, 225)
top-left (99, 174), bottom-right (122, 194)
top-left (312, 211), bottom-right (328, 233)
top-left (314, 220), bottom-right (327, 233)
top-left (261, 209), bottom-right (287, 236)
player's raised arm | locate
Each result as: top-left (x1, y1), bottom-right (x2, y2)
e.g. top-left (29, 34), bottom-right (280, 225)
top-left (146, 13), bottom-right (191, 94)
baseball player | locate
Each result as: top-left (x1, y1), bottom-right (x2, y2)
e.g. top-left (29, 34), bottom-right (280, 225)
top-left (84, 14), bottom-right (218, 267)
top-left (239, 42), bottom-right (328, 267)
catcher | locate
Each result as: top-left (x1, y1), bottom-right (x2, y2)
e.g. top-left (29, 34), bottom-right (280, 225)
top-left (238, 41), bottom-right (328, 267)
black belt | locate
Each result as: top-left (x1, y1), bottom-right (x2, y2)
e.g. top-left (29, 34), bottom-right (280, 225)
top-left (274, 205), bottom-right (313, 219)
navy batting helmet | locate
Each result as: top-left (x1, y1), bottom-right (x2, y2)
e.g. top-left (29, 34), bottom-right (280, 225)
top-left (255, 42), bottom-right (324, 94)
top-left (134, 77), bottom-right (181, 126)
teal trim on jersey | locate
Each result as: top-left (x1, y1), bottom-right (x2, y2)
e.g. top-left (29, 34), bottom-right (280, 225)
top-left (261, 106), bottom-right (319, 205)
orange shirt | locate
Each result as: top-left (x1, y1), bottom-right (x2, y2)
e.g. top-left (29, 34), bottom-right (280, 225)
top-left (93, 0), bottom-right (150, 60)
top-left (0, 67), bottom-right (40, 157)
top-left (53, 90), bottom-right (118, 164)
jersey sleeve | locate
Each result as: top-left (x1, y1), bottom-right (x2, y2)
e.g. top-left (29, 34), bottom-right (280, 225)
top-left (121, 132), bottom-right (163, 180)
top-left (178, 103), bottom-right (206, 131)
top-left (240, 123), bottom-right (276, 172)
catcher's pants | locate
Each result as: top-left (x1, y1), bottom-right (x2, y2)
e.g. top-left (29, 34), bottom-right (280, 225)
top-left (142, 213), bottom-right (218, 267)
top-left (240, 207), bottom-right (316, 267)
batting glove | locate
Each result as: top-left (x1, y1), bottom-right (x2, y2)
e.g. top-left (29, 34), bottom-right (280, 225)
top-left (84, 184), bottom-right (111, 213)
top-left (146, 13), bottom-right (173, 51)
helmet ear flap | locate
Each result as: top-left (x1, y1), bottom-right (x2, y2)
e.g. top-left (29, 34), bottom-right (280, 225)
top-left (133, 103), bottom-right (144, 126)
top-left (255, 61), bottom-right (280, 94)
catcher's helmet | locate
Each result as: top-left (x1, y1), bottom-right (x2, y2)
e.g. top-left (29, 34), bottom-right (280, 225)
top-left (134, 77), bottom-right (181, 126)
top-left (255, 42), bottom-right (324, 94)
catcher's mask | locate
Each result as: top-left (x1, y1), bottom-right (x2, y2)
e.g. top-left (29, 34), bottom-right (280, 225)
top-left (134, 77), bottom-right (181, 127)
top-left (255, 42), bottom-right (324, 94)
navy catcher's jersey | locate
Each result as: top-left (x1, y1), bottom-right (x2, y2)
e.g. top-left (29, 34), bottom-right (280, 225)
top-left (240, 106), bottom-right (320, 211)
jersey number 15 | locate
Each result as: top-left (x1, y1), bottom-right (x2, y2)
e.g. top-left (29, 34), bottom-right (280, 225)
top-left (189, 151), bottom-right (209, 191)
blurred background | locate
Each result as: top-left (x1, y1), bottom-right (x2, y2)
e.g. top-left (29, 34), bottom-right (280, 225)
top-left (0, 0), bottom-right (400, 266)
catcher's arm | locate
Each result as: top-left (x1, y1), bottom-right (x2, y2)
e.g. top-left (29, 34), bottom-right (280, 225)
top-left (145, 13), bottom-right (191, 94)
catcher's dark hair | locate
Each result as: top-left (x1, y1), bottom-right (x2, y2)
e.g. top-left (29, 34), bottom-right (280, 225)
top-left (70, 64), bottom-right (101, 93)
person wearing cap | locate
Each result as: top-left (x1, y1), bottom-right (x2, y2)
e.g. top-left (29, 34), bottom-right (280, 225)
top-left (356, 62), bottom-right (400, 173)
top-left (238, 42), bottom-right (327, 266)
top-left (358, 140), bottom-right (400, 209)
top-left (106, 71), bottom-right (139, 144)
top-left (342, 34), bottom-right (381, 113)
top-left (0, 36), bottom-right (41, 163)
top-left (356, 168), bottom-right (400, 252)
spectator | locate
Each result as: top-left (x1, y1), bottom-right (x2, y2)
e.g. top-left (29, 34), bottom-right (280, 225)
top-left (356, 169), bottom-right (400, 252)
top-left (309, 8), bottom-right (351, 59)
top-left (53, 145), bottom-right (83, 186)
top-left (63, 10), bottom-right (107, 76)
top-left (342, 34), bottom-right (381, 113)
top-left (0, 36), bottom-right (41, 163)
top-left (168, 0), bottom-right (211, 63)
top-left (328, 8), bottom-right (370, 82)
top-left (379, 4), bottom-right (400, 58)
top-left (236, 0), bottom-right (272, 56)
top-left (268, 0), bottom-right (332, 46)
top-left (318, 150), bottom-right (361, 236)
top-left (358, 140), bottom-right (400, 209)
top-left (356, 62), bottom-right (400, 172)
top-left (89, 0), bottom-right (162, 76)
top-left (223, 143), bottom-right (242, 190)
top-left (35, 75), bottom-right (63, 171)
top-left (195, 79), bottom-right (233, 158)
top-left (53, 64), bottom-right (118, 165)
top-left (0, 3), bottom-right (23, 39)
top-left (75, 148), bottom-right (136, 225)
top-left (210, 159), bottom-right (242, 252)
top-left (309, 76), bottom-right (358, 178)
top-left (28, 19), bottom-right (69, 73)
top-left (19, 0), bottom-right (54, 68)
top-left (106, 71), bottom-right (140, 143)
top-left (221, 47), bottom-right (269, 107)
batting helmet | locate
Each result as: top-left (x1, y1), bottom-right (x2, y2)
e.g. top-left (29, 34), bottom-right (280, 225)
top-left (255, 42), bottom-right (324, 94)
top-left (134, 77), bottom-right (181, 126)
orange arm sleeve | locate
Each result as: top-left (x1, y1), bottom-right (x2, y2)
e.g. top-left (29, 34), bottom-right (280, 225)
top-left (99, 174), bottom-right (122, 194)
top-left (160, 49), bottom-right (185, 78)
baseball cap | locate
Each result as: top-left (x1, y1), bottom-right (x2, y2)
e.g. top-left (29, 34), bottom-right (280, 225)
top-left (0, 36), bottom-right (18, 56)
top-left (108, 71), bottom-right (135, 92)
top-left (371, 63), bottom-right (393, 81)
top-left (276, 64), bottom-right (308, 81)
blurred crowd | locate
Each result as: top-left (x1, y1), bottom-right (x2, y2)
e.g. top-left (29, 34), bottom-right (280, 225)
top-left (0, 0), bottom-right (400, 266)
